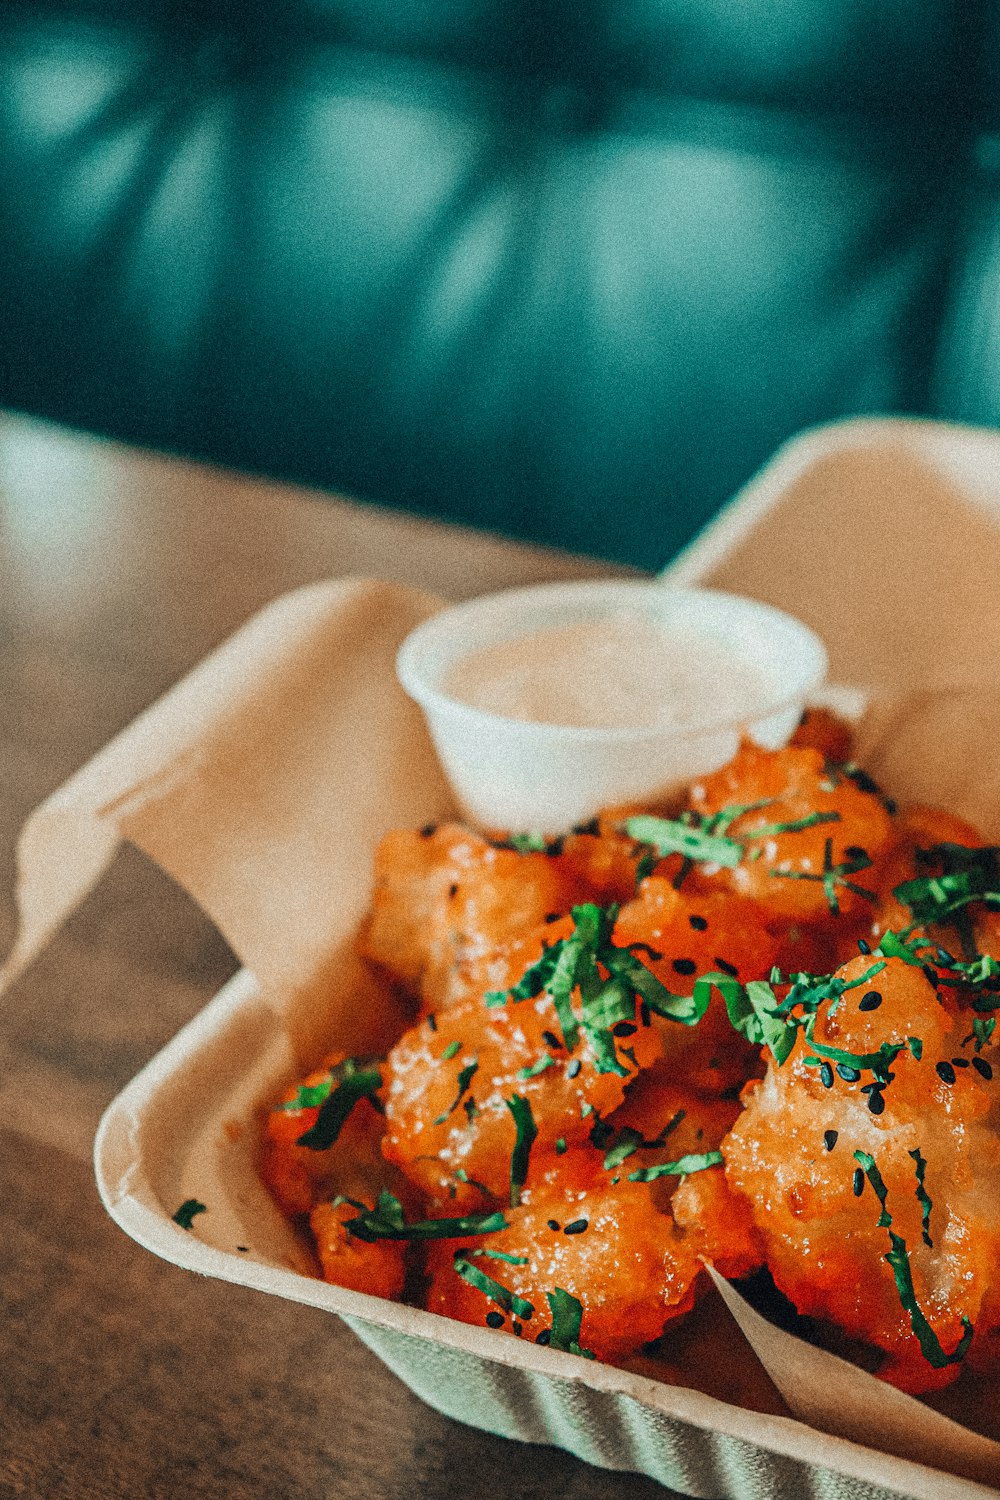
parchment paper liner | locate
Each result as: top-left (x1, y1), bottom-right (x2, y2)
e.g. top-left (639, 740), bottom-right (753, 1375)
top-left (8, 418), bottom-right (1000, 1496)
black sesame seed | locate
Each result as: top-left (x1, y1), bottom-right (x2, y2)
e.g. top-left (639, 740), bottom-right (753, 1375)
top-left (448, 883), bottom-right (459, 898)
top-left (853, 1167), bottom-right (864, 1196)
top-left (973, 1057), bottom-right (994, 1080)
top-left (547, 1220), bottom-right (560, 1232)
top-left (884, 797), bottom-right (898, 816)
top-left (922, 964), bottom-right (939, 988)
top-left (936, 1061), bottom-right (957, 1085)
top-left (858, 991), bottom-right (883, 1012)
top-left (564, 1218), bottom-right (589, 1235)
top-left (512, 1320), bottom-right (523, 1336)
top-left (420, 823), bottom-right (437, 838)
top-left (544, 912), bottom-right (561, 923)
top-left (612, 1021), bottom-right (637, 1037)
top-left (860, 1082), bottom-right (876, 1094)
top-left (846, 767), bottom-right (880, 796)
top-left (546, 837), bottom-right (565, 858)
top-left (573, 818), bottom-right (600, 837)
top-left (845, 845), bottom-right (869, 861)
top-left (689, 914), bottom-right (709, 931)
top-left (715, 958), bottom-right (739, 977)
top-left (836, 1064), bottom-right (861, 1082)
top-left (820, 1061), bottom-right (834, 1089)
top-left (857, 938), bottom-right (871, 955)
top-left (486, 1311), bottom-right (505, 1329)
top-left (823, 1129), bottom-right (838, 1151)
top-left (567, 1059), bottom-right (581, 1080)
top-left (951, 1057), bottom-right (970, 1069)
top-left (541, 1030), bottom-right (562, 1050)
top-left (672, 958), bottom-right (697, 976)
top-left (536, 1329), bottom-right (551, 1345)
top-left (867, 1090), bottom-right (885, 1115)
top-left (640, 1001), bottom-right (651, 1028)
top-left (236, 1245), bottom-right (249, 1252)
top-left (427, 1013), bottom-right (438, 1032)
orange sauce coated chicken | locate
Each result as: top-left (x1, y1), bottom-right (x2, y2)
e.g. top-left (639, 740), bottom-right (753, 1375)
top-left (260, 717), bottom-right (1000, 1394)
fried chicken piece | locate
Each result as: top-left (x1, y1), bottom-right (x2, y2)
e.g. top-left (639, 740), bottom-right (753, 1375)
top-left (381, 925), bottom-right (661, 1208)
top-left (359, 823), bottom-right (583, 1014)
top-left (613, 879), bottom-right (778, 1093)
top-left (723, 954), bottom-right (1000, 1393)
top-left (687, 741), bottom-right (896, 930)
top-left (423, 1149), bottom-right (698, 1363)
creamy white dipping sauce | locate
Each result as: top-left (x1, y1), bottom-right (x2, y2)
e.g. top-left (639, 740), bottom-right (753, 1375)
top-left (443, 611), bottom-right (772, 730)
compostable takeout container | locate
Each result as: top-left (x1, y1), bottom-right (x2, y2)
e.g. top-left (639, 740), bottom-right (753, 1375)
top-left (7, 417), bottom-right (1000, 1500)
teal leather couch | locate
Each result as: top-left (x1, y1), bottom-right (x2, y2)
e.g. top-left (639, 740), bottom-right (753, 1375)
top-left (0, 1), bottom-right (996, 568)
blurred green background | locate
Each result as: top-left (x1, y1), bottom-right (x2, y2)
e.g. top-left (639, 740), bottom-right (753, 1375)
top-left (0, 0), bottom-right (997, 567)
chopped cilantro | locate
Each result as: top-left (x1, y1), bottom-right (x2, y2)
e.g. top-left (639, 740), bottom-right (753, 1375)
top-left (454, 1253), bottom-right (534, 1320)
top-left (852, 1151), bottom-right (891, 1228)
top-left (516, 1053), bottom-right (556, 1081)
top-left (441, 1039), bottom-right (462, 1061)
top-left (769, 837), bottom-right (876, 915)
top-left (172, 1198), bottom-right (206, 1230)
top-left (603, 1110), bottom-right (685, 1170)
top-left (545, 1287), bottom-right (595, 1358)
top-left (909, 1147), bottom-right (933, 1248)
top-left (886, 1233), bottom-right (973, 1370)
top-left (296, 1059), bottom-right (383, 1151)
top-left (851, 1150), bottom-right (973, 1371)
top-left (506, 1094), bottom-right (537, 1208)
top-left (877, 929), bottom-right (928, 968)
top-left (484, 943), bottom-right (561, 1009)
top-left (623, 814), bottom-right (743, 869)
top-left (907, 1036), bottom-right (923, 1061)
top-left (504, 831), bottom-right (548, 853)
top-left (894, 844), bottom-right (1000, 928)
top-left (627, 1150), bottom-right (723, 1182)
top-left (469, 1247), bottom-right (529, 1266)
top-left (342, 1190), bottom-right (507, 1242)
top-left (433, 1057), bottom-right (479, 1125)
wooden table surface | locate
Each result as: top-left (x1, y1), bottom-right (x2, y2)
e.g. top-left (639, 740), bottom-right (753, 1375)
top-left (0, 412), bottom-right (714, 1500)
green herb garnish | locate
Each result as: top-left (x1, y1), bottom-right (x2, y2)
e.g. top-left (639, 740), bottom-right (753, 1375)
top-left (602, 1109), bottom-right (685, 1171)
top-left (885, 1233), bottom-right (973, 1370)
top-left (453, 1253), bottom-right (534, 1320)
top-left (441, 1039), bottom-right (462, 1061)
top-left (506, 1094), bottom-right (537, 1207)
top-left (627, 1150), bottom-right (723, 1182)
top-left (623, 814), bottom-right (744, 869)
top-left (851, 1152), bottom-right (973, 1370)
top-left (909, 1148), bottom-right (933, 1248)
top-left (769, 837), bottom-right (876, 915)
top-left (172, 1198), bottom-right (207, 1230)
top-left (296, 1058), bottom-right (383, 1150)
top-left (852, 1150), bottom-right (892, 1227)
top-left (433, 1057), bottom-right (479, 1125)
top-left (342, 1190), bottom-right (507, 1242)
top-left (894, 844), bottom-right (1000, 927)
top-left (517, 1053), bottom-right (556, 1081)
top-left (545, 1287), bottom-right (595, 1358)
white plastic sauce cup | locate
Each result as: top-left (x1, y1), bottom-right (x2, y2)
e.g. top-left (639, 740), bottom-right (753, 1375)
top-left (396, 581), bottom-right (828, 832)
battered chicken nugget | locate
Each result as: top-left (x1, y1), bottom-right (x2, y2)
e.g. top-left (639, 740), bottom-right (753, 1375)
top-left (381, 924), bottom-right (661, 1209)
top-left (423, 1149), bottom-right (700, 1362)
top-left (261, 1053), bottom-right (396, 1218)
top-left (613, 880), bottom-right (778, 1092)
top-left (359, 823), bottom-right (582, 1013)
top-left (724, 953), bottom-right (1000, 1393)
top-left (309, 1199), bottom-right (408, 1300)
top-left (688, 742), bottom-right (896, 929)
